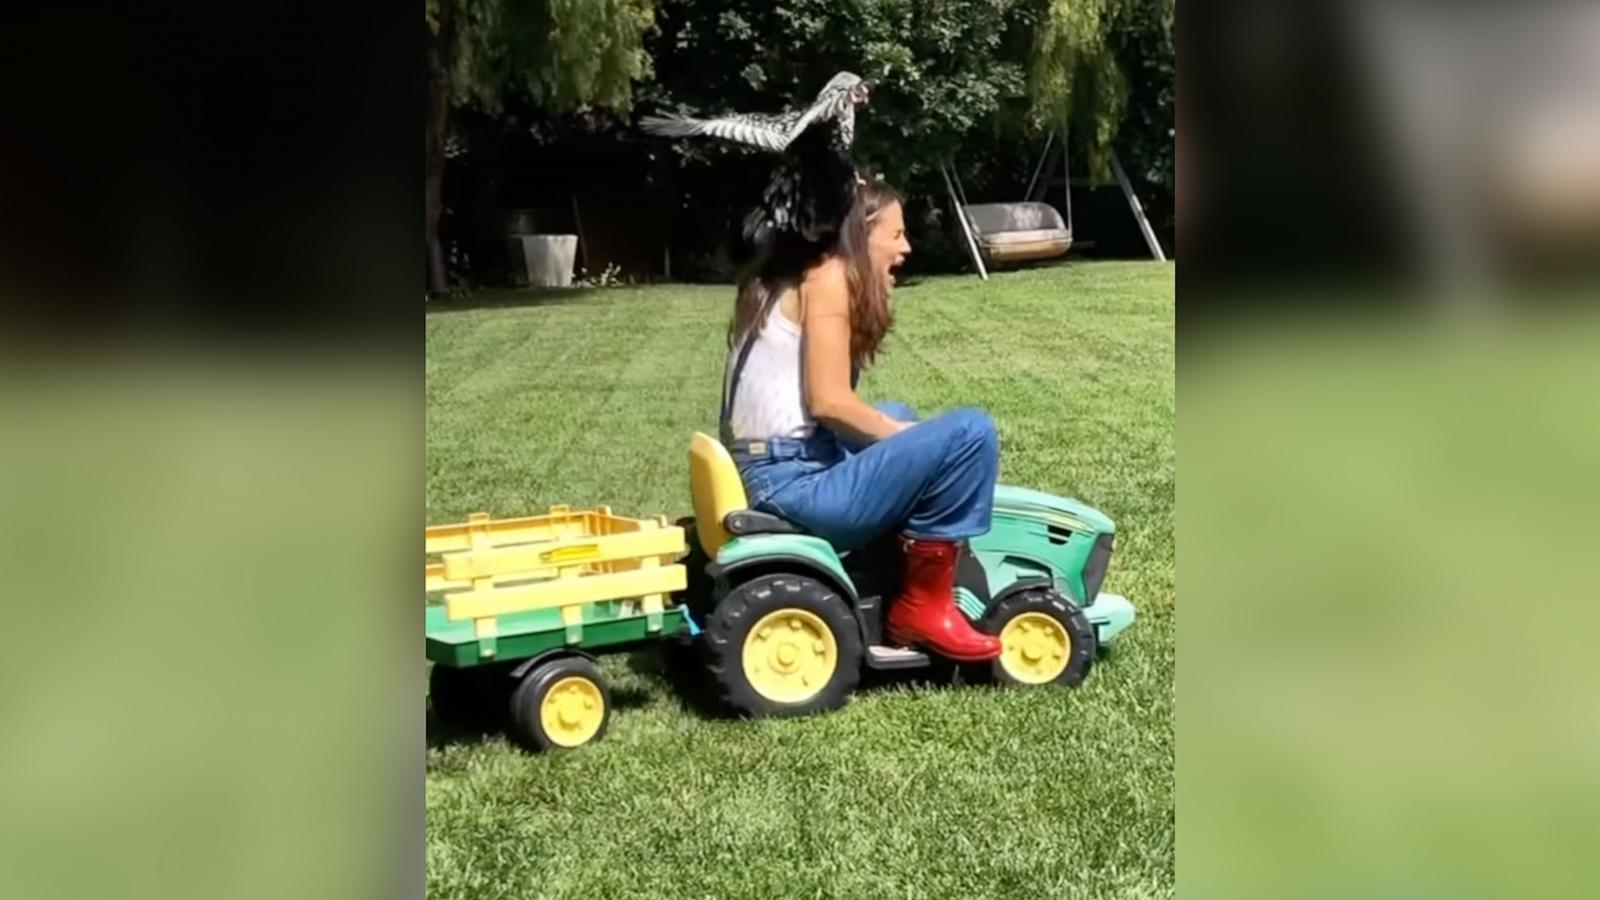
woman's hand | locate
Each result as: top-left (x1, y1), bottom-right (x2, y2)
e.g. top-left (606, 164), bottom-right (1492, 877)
top-left (800, 257), bottom-right (903, 445)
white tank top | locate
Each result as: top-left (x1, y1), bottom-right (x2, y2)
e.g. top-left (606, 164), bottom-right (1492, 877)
top-left (724, 293), bottom-right (815, 441)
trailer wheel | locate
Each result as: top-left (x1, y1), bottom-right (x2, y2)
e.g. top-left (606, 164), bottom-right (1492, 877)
top-left (705, 573), bottom-right (862, 717)
top-left (506, 656), bottom-right (611, 752)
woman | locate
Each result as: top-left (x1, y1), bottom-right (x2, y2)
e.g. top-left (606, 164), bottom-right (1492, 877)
top-left (721, 174), bottom-right (1002, 663)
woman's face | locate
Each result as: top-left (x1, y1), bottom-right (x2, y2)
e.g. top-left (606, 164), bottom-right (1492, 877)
top-left (867, 200), bottom-right (911, 288)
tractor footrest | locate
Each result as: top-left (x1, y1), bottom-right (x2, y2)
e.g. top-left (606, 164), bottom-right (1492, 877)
top-left (865, 644), bottom-right (932, 670)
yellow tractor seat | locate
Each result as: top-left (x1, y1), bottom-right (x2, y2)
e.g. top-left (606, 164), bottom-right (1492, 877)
top-left (688, 432), bottom-right (805, 557)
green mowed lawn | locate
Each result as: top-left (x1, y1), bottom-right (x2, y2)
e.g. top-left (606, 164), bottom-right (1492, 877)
top-left (426, 261), bottom-right (1175, 900)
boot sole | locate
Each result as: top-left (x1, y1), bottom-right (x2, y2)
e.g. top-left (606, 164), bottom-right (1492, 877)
top-left (884, 629), bottom-right (1001, 664)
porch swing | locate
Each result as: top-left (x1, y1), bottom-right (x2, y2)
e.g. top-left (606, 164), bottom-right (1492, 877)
top-left (937, 124), bottom-right (1167, 280)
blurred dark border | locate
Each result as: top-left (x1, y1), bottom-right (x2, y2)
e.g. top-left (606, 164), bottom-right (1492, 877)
top-left (0, 5), bottom-right (422, 900)
top-left (0, 3), bottom-right (420, 341)
top-left (1179, 0), bottom-right (1417, 316)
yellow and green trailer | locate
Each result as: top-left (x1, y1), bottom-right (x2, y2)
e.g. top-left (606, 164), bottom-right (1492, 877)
top-left (425, 505), bottom-right (692, 751)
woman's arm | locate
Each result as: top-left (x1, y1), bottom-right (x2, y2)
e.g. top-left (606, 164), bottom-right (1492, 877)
top-left (800, 258), bottom-right (909, 445)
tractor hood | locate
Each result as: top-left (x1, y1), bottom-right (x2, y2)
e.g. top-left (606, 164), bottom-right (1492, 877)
top-left (992, 484), bottom-right (1115, 535)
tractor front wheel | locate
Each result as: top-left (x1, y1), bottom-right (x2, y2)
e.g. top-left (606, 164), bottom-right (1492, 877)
top-left (981, 588), bottom-right (1097, 687)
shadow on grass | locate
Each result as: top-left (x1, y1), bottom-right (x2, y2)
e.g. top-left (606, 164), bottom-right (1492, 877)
top-left (424, 656), bottom-right (675, 750)
top-left (606, 683), bottom-right (655, 712)
top-left (425, 705), bottom-right (496, 752)
top-left (952, 255), bottom-right (1100, 281)
top-left (424, 285), bottom-right (610, 315)
top-left (857, 661), bottom-right (966, 694)
top-left (624, 643), bottom-right (732, 721)
top-left (626, 638), bottom-right (983, 714)
top-left (425, 638), bottom-right (1120, 753)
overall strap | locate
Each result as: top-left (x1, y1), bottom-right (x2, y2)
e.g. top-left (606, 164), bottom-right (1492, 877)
top-left (719, 289), bottom-right (784, 444)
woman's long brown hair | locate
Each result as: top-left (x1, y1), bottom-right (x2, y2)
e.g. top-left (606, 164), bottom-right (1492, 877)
top-left (730, 175), bottom-right (903, 369)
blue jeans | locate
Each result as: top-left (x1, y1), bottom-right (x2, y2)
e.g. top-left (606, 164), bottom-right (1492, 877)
top-left (730, 403), bottom-right (999, 551)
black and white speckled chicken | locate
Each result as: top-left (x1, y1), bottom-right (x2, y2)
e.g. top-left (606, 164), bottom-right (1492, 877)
top-left (642, 71), bottom-right (873, 244)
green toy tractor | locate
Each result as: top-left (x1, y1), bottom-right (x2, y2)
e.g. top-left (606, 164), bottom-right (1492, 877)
top-left (681, 432), bottom-right (1136, 717)
top-left (423, 433), bottom-right (1138, 753)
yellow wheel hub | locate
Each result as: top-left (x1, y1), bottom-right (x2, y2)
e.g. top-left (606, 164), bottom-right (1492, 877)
top-left (999, 612), bottom-right (1071, 684)
top-left (539, 676), bottom-right (605, 747)
top-left (742, 608), bottom-right (838, 703)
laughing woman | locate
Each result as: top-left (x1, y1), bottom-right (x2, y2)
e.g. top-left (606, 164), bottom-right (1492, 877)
top-left (720, 173), bottom-right (1002, 663)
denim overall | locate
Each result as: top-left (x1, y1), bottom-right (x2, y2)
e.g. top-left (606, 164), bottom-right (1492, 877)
top-left (720, 314), bottom-right (999, 552)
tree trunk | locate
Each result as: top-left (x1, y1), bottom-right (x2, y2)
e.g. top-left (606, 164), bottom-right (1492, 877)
top-left (424, 98), bottom-right (448, 294)
top-left (424, 22), bottom-right (453, 296)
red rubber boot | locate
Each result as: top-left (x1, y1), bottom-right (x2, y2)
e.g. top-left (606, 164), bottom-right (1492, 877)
top-left (884, 537), bottom-right (1002, 662)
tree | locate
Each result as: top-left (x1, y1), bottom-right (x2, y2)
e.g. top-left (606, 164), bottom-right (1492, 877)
top-left (1109, 0), bottom-right (1176, 196)
top-left (431, 1), bottom-right (1174, 284)
top-left (1028, 0), bottom-right (1173, 184)
top-left (647, 0), bottom-right (1040, 172)
top-left (642, 0), bottom-right (1044, 272)
top-left (425, 0), bottom-right (655, 294)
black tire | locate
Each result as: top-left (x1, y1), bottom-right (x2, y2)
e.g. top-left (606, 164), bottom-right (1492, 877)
top-left (980, 587), bottom-right (1098, 688)
top-left (429, 663), bottom-right (513, 734)
top-left (705, 573), bottom-right (864, 717)
top-left (506, 656), bottom-right (612, 752)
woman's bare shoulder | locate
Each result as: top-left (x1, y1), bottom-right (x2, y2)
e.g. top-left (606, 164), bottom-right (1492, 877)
top-left (803, 254), bottom-right (850, 284)
top-left (800, 256), bottom-right (850, 316)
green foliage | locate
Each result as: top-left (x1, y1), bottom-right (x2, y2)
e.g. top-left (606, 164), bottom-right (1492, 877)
top-left (509, 0), bottom-right (656, 112)
top-left (1027, 0), bottom-right (1173, 182)
top-left (431, 1), bottom-right (1174, 283)
top-left (1110, 0), bottom-right (1176, 194)
top-left (642, 0), bottom-right (1170, 188)
top-left (628, 1), bottom-right (1172, 270)
top-left (574, 262), bottom-right (630, 288)
top-left (428, 0), bottom-right (656, 116)
top-left (647, 0), bottom-right (1039, 181)
top-left (640, 0), bottom-right (1056, 271)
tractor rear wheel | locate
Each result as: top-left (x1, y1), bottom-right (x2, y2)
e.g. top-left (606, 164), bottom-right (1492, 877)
top-left (705, 574), bottom-right (863, 717)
